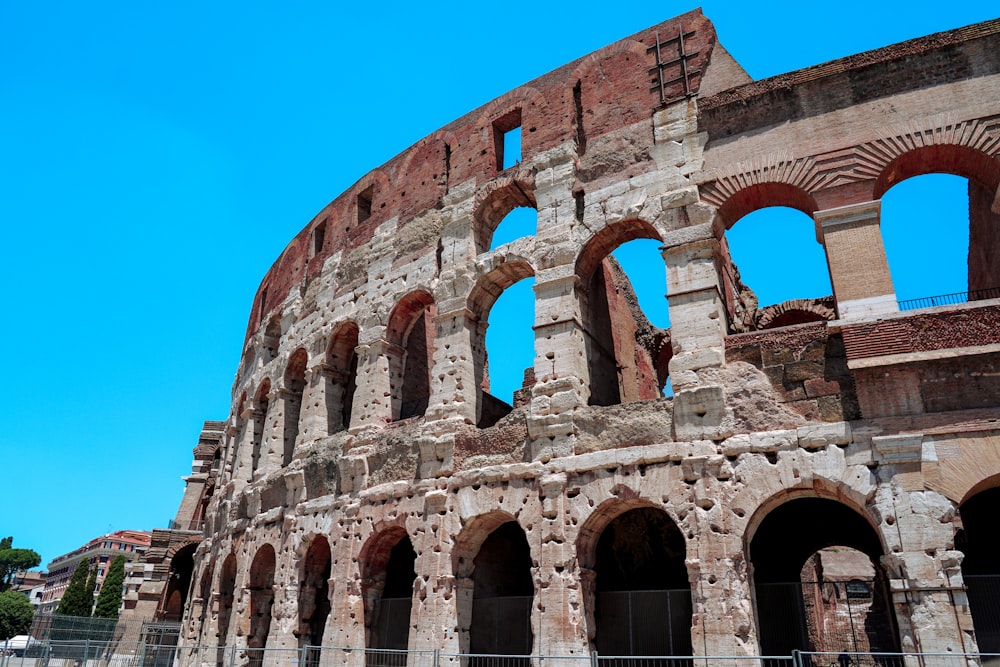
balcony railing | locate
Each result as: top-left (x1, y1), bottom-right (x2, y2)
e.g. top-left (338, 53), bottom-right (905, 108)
top-left (898, 286), bottom-right (1000, 311)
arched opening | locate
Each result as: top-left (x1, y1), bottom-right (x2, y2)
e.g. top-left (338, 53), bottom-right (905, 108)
top-left (473, 178), bottom-right (537, 254)
top-left (490, 207), bottom-right (537, 250)
top-left (299, 536), bottom-right (331, 666)
top-left (469, 261), bottom-right (536, 428)
top-left (387, 291), bottom-right (436, 421)
top-left (263, 316), bottom-right (281, 363)
top-left (576, 221), bottom-right (671, 406)
top-left (958, 485), bottom-right (1000, 655)
top-left (455, 517), bottom-right (534, 660)
top-left (197, 562), bottom-right (214, 646)
top-left (216, 554), bottom-right (237, 664)
top-left (876, 145), bottom-right (1000, 308)
top-left (160, 543), bottom-right (196, 622)
top-left (361, 528), bottom-right (417, 655)
top-left (283, 349), bottom-right (308, 465)
top-left (326, 322), bottom-right (359, 433)
top-left (589, 506), bottom-right (691, 657)
top-left (247, 545), bottom-right (276, 667)
top-left (251, 380), bottom-right (270, 478)
top-left (882, 174), bottom-right (972, 306)
top-left (748, 497), bottom-right (900, 658)
top-left (724, 199), bottom-right (832, 327)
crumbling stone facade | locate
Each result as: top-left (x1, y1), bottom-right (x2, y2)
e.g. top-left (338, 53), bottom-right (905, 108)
top-left (179, 11), bottom-right (1000, 663)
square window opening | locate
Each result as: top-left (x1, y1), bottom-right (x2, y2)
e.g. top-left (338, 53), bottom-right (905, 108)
top-left (493, 109), bottom-right (522, 171)
top-left (357, 186), bottom-right (374, 223)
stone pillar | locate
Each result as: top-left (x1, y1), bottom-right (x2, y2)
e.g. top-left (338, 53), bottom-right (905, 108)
top-left (296, 366), bottom-right (327, 445)
top-left (263, 387), bottom-right (291, 473)
top-left (534, 473), bottom-right (590, 655)
top-left (425, 307), bottom-right (479, 427)
top-left (815, 201), bottom-right (897, 319)
top-left (233, 407), bottom-right (259, 486)
top-left (349, 340), bottom-right (394, 432)
top-left (871, 438), bottom-right (977, 655)
top-left (412, 491), bottom-right (461, 655)
top-left (528, 270), bottom-right (589, 459)
top-left (663, 225), bottom-right (732, 441)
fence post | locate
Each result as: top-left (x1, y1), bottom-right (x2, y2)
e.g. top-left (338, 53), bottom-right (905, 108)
top-left (791, 649), bottom-right (802, 667)
top-left (589, 651), bottom-right (599, 667)
top-left (229, 643), bottom-right (238, 667)
top-left (434, 648), bottom-right (441, 667)
top-left (84, 638), bottom-right (90, 665)
top-left (301, 644), bottom-right (309, 667)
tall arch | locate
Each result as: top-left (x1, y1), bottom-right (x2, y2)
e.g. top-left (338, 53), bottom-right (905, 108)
top-left (251, 380), bottom-right (271, 478)
top-left (454, 514), bottom-right (534, 659)
top-left (283, 348), bottom-right (308, 466)
top-left (747, 496), bottom-right (900, 658)
top-left (159, 542), bottom-right (197, 622)
top-left (360, 527), bottom-right (417, 653)
top-left (326, 322), bottom-right (359, 433)
top-left (577, 502), bottom-right (691, 657)
top-left (196, 560), bottom-right (214, 647)
top-left (216, 553), bottom-right (238, 666)
top-left (386, 291), bottom-right (436, 421)
top-left (958, 484), bottom-right (1000, 655)
top-left (472, 172), bottom-right (537, 254)
top-left (298, 536), bottom-right (331, 665)
top-left (468, 259), bottom-right (536, 428)
top-left (575, 220), bottom-right (670, 405)
top-left (247, 545), bottom-right (277, 667)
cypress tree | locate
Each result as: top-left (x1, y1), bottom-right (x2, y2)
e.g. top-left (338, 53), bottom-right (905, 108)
top-left (56, 561), bottom-right (93, 617)
top-left (93, 555), bottom-right (126, 618)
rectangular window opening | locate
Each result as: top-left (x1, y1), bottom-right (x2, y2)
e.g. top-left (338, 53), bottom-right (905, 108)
top-left (492, 109), bottom-right (522, 171)
top-left (357, 186), bottom-right (374, 224)
top-left (311, 220), bottom-right (327, 258)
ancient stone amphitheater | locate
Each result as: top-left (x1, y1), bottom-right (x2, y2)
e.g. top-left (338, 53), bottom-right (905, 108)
top-left (161, 9), bottom-right (1000, 664)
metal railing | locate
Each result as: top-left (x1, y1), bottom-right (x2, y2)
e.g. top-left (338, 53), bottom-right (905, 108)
top-left (897, 286), bottom-right (1000, 311)
top-left (3, 643), bottom-right (1000, 667)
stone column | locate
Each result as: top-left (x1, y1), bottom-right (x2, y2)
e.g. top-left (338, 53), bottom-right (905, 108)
top-left (871, 436), bottom-right (976, 655)
top-left (349, 340), bottom-right (394, 432)
top-left (815, 201), bottom-right (897, 319)
top-left (663, 224), bottom-right (732, 441)
top-left (296, 366), bottom-right (327, 445)
top-left (425, 307), bottom-right (479, 427)
top-left (528, 269), bottom-right (589, 459)
top-left (263, 387), bottom-right (292, 473)
top-left (534, 473), bottom-right (590, 656)
top-left (233, 407), bottom-right (258, 486)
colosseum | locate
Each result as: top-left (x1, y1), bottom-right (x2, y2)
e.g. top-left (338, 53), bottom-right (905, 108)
top-left (155, 9), bottom-right (1000, 665)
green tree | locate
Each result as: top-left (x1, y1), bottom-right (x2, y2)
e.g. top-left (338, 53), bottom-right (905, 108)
top-left (93, 555), bottom-right (126, 618)
top-left (0, 537), bottom-right (41, 592)
top-left (56, 561), bottom-right (93, 617)
top-left (0, 590), bottom-right (34, 640)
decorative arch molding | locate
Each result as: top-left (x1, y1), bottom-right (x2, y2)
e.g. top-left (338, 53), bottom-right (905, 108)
top-left (568, 40), bottom-right (650, 87)
top-left (574, 218), bottom-right (662, 281)
top-left (700, 152), bottom-right (823, 224)
top-left (575, 496), bottom-right (686, 571)
top-left (472, 169), bottom-right (537, 253)
top-left (451, 510), bottom-right (521, 579)
top-left (385, 290), bottom-right (436, 348)
top-left (467, 259), bottom-right (536, 321)
top-left (755, 298), bottom-right (836, 330)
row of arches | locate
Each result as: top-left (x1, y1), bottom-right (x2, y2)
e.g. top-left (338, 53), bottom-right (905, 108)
top-left (187, 484), bottom-right (1000, 659)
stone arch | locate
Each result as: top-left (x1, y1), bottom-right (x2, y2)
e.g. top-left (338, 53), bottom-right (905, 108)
top-left (298, 535), bottom-right (332, 654)
top-left (467, 259), bottom-right (536, 428)
top-left (874, 143), bottom-right (1000, 296)
top-left (160, 541), bottom-right (198, 622)
top-left (386, 290), bottom-right (436, 421)
top-left (575, 219), bottom-right (670, 406)
top-left (325, 321), bottom-right (359, 433)
top-left (263, 314), bottom-right (281, 362)
top-left (568, 40), bottom-right (653, 148)
top-left (472, 170), bottom-right (537, 254)
top-left (196, 559), bottom-right (214, 646)
top-left (250, 379), bottom-right (271, 478)
top-left (452, 511), bottom-right (534, 656)
top-left (755, 298), bottom-right (836, 330)
top-left (216, 553), bottom-right (238, 658)
top-left (247, 544), bottom-right (277, 659)
top-left (715, 181), bottom-right (819, 230)
top-left (358, 525), bottom-right (416, 651)
top-left (283, 348), bottom-right (308, 466)
top-left (576, 499), bottom-right (691, 657)
top-left (745, 492), bottom-right (899, 658)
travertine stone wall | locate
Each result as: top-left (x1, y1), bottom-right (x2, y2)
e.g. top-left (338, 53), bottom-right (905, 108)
top-left (177, 11), bottom-right (1000, 664)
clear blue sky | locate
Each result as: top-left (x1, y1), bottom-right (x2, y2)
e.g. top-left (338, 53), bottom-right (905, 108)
top-left (1, 1), bottom-right (993, 568)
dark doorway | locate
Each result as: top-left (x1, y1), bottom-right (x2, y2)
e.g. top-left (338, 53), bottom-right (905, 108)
top-left (958, 486), bottom-right (1000, 658)
top-left (247, 546), bottom-right (276, 667)
top-left (749, 498), bottom-right (900, 660)
top-left (300, 537), bottom-right (332, 667)
top-left (594, 507), bottom-right (692, 658)
top-left (470, 522), bottom-right (534, 659)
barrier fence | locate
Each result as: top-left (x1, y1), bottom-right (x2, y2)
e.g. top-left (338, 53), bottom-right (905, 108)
top-left (3, 644), bottom-right (1000, 667)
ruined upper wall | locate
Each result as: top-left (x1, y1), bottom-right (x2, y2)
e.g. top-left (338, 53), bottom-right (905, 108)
top-left (243, 9), bottom-right (733, 344)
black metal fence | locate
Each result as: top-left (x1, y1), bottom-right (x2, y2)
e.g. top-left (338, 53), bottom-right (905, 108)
top-left (897, 286), bottom-right (1000, 311)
